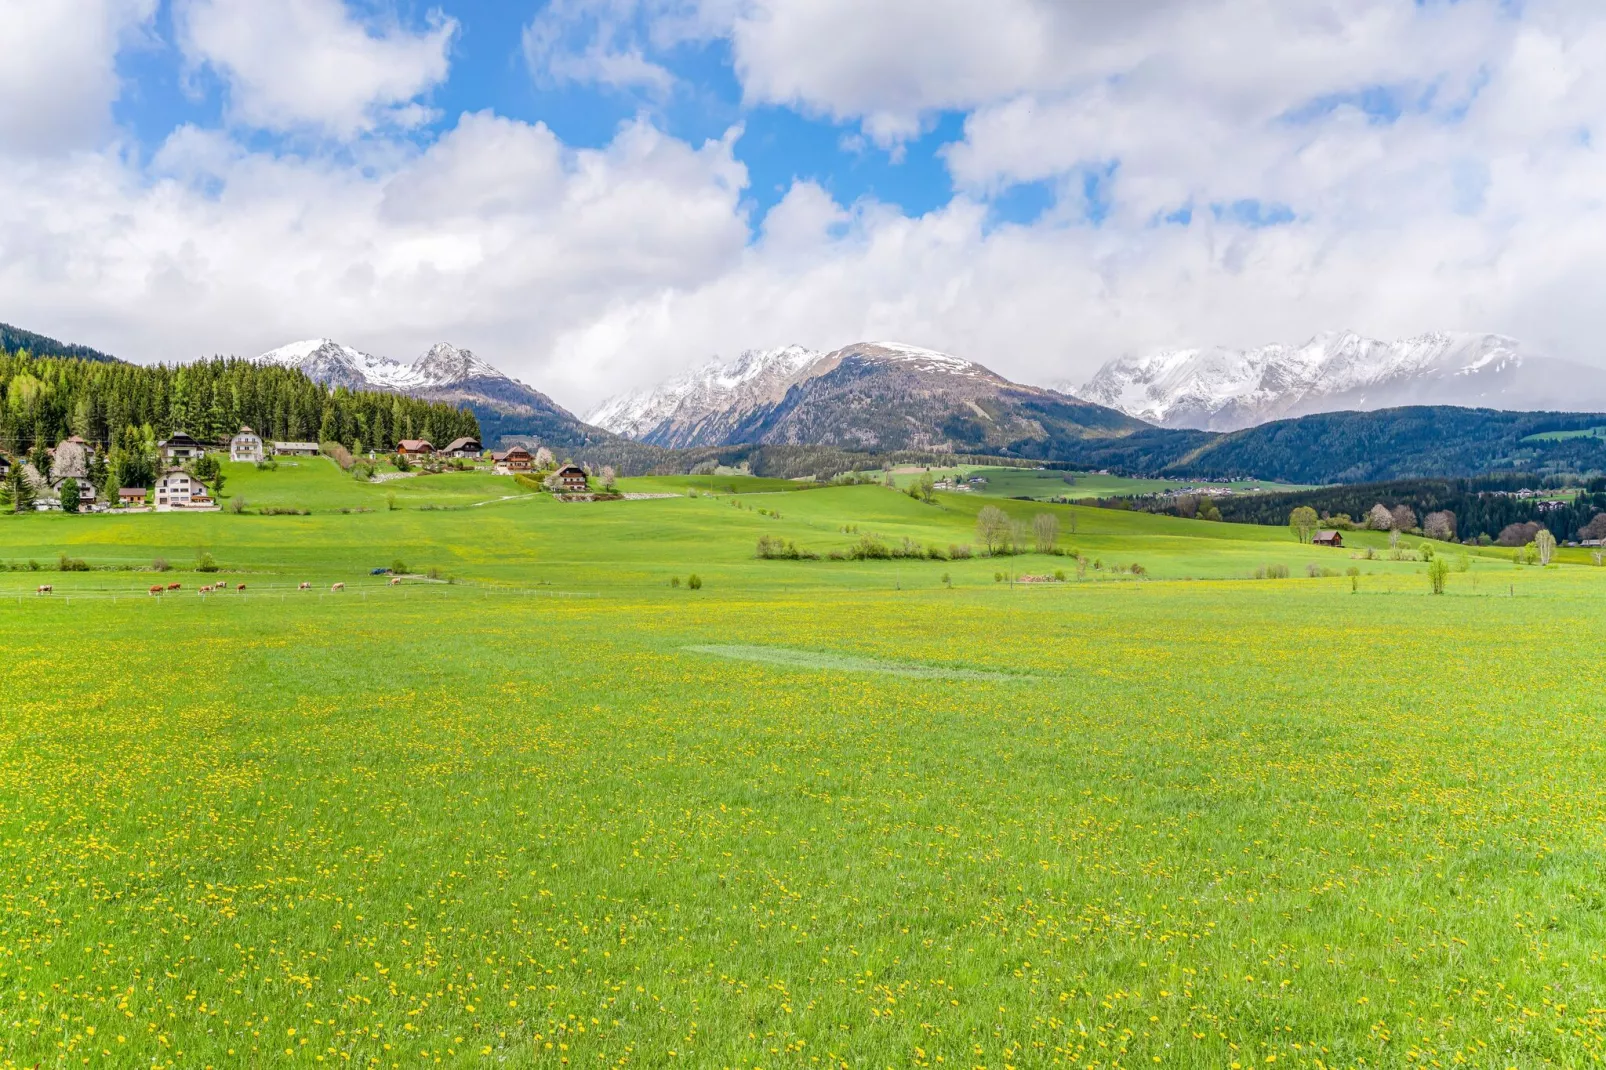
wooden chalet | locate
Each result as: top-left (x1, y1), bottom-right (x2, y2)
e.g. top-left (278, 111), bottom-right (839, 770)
top-left (1312, 530), bottom-right (1344, 548)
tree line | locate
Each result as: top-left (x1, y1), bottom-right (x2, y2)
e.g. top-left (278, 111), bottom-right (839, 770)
top-left (0, 351), bottom-right (479, 461)
top-left (1168, 476), bottom-right (1606, 543)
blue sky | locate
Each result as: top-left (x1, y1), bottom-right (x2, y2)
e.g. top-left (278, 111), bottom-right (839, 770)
top-left (0, 0), bottom-right (1600, 406)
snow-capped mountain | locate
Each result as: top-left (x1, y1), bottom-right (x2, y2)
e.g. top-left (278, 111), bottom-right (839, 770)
top-left (258, 339), bottom-right (431, 392)
top-left (587, 345), bottom-right (824, 447)
top-left (256, 339), bottom-right (605, 447)
top-left (1069, 331), bottom-right (1606, 431)
top-left (590, 340), bottom-right (1142, 451)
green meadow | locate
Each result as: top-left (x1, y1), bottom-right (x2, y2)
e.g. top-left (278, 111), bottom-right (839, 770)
top-left (879, 465), bottom-right (1307, 501)
top-left (2, 462), bottom-right (1604, 1068)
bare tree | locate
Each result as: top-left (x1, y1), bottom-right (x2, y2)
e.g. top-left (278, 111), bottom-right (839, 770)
top-left (1422, 510), bottom-right (1456, 541)
top-left (1391, 504), bottom-right (1418, 533)
top-left (976, 506), bottom-right (1010, 555)
top-left (600, 465), bottom-right (618, 490)
top-left (1579, 512), bottom-right (1606, 542)
top-left (1535, 528), bottom-right (1556, 566)
top-left (1033, 513), bottom-right (1059, 554)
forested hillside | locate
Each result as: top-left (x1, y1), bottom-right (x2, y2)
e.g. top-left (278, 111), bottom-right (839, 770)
top-left (0, 322), bottom-right (118, 364)
top-left (0, 352), bottom-right (478, 456)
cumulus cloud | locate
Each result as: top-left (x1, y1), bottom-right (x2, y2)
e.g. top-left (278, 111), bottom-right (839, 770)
top-left (4, 0), bottom-right (1606, 413)
top-left (177, 0), bottom-right (457, 138)
top-left (0, 0), bottom-right (156, 153)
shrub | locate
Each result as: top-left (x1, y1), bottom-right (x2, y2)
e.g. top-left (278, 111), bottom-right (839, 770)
top-left (687, 573), bottom-right (703, 590)
top-left (670, 576), bottom-right (680, 588)
top-left (322, 442), bottom-right (355, 471)
top-left (260, 506), bottom-right (309, 516)
top-left (255, 458), bottom-right (278, 471)
top-left (229, 497), bottom-right (247, 514)
top-left (152, 557), bottom-right (170, 572)
top-left (1346, 565), bottom-right (1360, 592)
top-left (1054, 569), bottom-right (1066, 581)
top-left (57, 553), bottom-right (90, 572)
top-left (948, 544), bottom-right (973, 560)
top-left (1428, 557), bottom-right (1450, 595)
top-left (847, 534), bottom-right (892, 560)
top-left (392, 559), bottom-right (409, 574)
top-left (941, 572), bottom-right (952, 587)
top-left (994, 571), bottom-right (1004, 583)
top-left (196, 552), bottom-right (219, 573)
top-left (1130, 563), bottom-right (1147, 577)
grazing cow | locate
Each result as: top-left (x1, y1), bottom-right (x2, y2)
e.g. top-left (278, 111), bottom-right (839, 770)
top-left (389, 576), bottom-right (401, 585)
top-left (36, 584), bottom-right (52, 595)
top-left (298, 582), bottom-right (312, 590)
top-left (199, 585), bottom-right (212, 593)
top-left (149, 585), bottom-right (163, 596)
top-left (236, 583), bottom-right (246, 592)
top-left (167, 582), bottom-right (181, 591)
top-left (331, 582), bottom-right (345, 591)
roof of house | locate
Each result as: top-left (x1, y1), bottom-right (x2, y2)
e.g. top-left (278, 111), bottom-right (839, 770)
top-left (555, 464), bottom-right (586, 477)
top-left (118, 487), bottom-right (147, 495)
top-left (160, 432), bottom-right (201, 447)
top-left (398, 439), bottom-right (434, 451)
top-left (233, 426), bottom-right (258, 437)
top-left (444, 437), bottom-right (481, 451)
top-left (273, 441), bottom-right (319, 450)
top-left (1314, 530), bottom-right (1342, 540)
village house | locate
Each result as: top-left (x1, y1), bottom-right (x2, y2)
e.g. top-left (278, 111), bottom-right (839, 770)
top-left (273, 441), bottom-right (319, 456)
top-left (154, 469), bottom-right (211, 509)
top-left (493, 446), bottom-right (534, 473)
top-left (118, 487), bottom-right (148, 506)
top-left (229, 426), bottom-right (264, 463)
top-left (443, 436), bottom-right (482, 459)
top-left (1312, 531), bottom-right (1344, 548)
top-left (397, 439), bottom-right (434, 459)
top-left (553, 464), bottom-right (588, 492)
top-left (159, 431), bottom-right (205, 462)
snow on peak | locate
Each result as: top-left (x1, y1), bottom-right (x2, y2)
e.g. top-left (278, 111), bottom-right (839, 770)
top-left (849, 341), bottom-right (986, 376)
top-left (412, 342), bottom-right (505, 385)
top-left (586, 345), bottom-right (825, 439)
top-left (1071, 331), bottom-right (1535, 431)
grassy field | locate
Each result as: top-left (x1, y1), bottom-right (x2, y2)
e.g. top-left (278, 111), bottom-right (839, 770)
top-left (2, 471), bottom-right (1604, 1068)
top-left (881, 465), bottom-right (1308, 501)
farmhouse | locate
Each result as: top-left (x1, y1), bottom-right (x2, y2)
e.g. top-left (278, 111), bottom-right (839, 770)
top-left (443, 436), bottom-right (482, 458)
top-left (1312, 531), bottom-right (1344, 548)
top-left (55, 479), bottom-right (97, 507)
top-left (118, 487), bottom-right (147, 505)
top-left (159, 432), bottom-right (204, 462)
top-left (229, 426), bottom-right (264, 463)
top-left (155, 469), bottom-right (211, 509)
top-left (553, 464), bottom-right (588, 492)
top-left (398, 439), bottom-right (434, 459)
top-left (274, 441), bottom-right (319, 456)
top-left (493, 446), bottom-right (534, 472)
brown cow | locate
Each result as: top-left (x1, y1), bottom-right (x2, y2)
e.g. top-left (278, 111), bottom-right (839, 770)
top-left (36, 584), bottom-right (52, 594)
top-left (389, 576), bottom-right (401, 586)
top-left (298, 582), bottom-right (312, 590)
top-left (199, 585), bottom-right (212, 593)
top-left (331, 582), bottom-right (345, 591)
top-left (149, 585), bottom-right (163, 596)
top-left (236, 583), bottom-right (247, 592)
top-left (167, 582), bottom-right (181, 591)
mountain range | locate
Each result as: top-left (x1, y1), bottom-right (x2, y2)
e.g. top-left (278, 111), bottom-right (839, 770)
top-left (1068, 331), bottom-right (1606, 432)
top-left (586, 341), bottom-right (1141, 454)
top-left (256, 339), bottom-right (604, 447)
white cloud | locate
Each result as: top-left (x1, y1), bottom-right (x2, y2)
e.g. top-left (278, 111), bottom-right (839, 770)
top-left (523, 0), bottom-right (678, 94)
top-left (7, 0), bottom-right (1606, 417)
top-left (0, 0), bottom-right (156, 153)
top-left (177, 0), bottom-right (457, 138)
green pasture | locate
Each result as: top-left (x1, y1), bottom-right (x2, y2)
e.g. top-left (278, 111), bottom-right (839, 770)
top-left (2, 471), bottom-right (1604, 1068)
top-left (880, 464), bottom-right (1308, 500)
top-left (1521, 425), bottom-right (1606, 443)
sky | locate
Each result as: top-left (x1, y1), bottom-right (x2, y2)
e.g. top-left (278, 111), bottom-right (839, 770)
top-left (2, 0), bottom-right (1605, 413)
